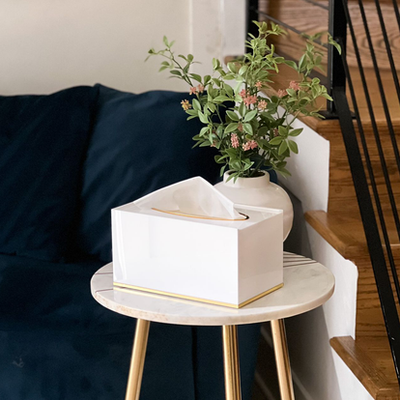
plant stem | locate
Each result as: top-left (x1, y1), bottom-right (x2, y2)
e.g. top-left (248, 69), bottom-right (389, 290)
top-left (250, 151), bottom-right (266, 176)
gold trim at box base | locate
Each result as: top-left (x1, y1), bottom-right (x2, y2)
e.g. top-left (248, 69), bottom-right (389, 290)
top-left (113, 282), bottom-right (284, 308)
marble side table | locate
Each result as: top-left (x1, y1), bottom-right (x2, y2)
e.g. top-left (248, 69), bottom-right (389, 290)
top-left (91, 252), bottom-right (335, 400)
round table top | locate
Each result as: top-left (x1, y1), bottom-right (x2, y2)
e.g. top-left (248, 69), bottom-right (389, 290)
top-left (91, 252), bottom-right (335, 326)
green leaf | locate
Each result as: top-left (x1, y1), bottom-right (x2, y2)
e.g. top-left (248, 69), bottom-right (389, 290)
top-left (199, 127), bottom-right (209, 137)
top-left (243, 160), bottom-right (254, 171)
top-left (277, 168), bottom-right (291, 178)
top-left (224, 123), bottom-right (239, 133)
top-left (243, 123), bottom-right (253, 135)
top-left (225, 148), bottom-right (239, 158)
top-left (198, 111), bottom-right (209, 124)
top-left (278, 140), bottom-right (288, 155)
top-left (213, 95), bottom-right (231, 102)
top-left (226, 110), bottom-right (239, 121)
top-left (191, 73), bottom-right (202, 83)
top-left (217, 125), bottom-right (224, 136)
top-left (163, 36), bottom-right (169, 46)
top-left (243, 110), bottom-right (258, 122)
top-left (269, 137), bottom-right (283, 145)
top-left (185, 109), bottom-right (198, 116)
top-left (224, 83), bottom-right (234, 97)
top-left (192, 98), bottom-right (201, 111)
top-left (284, 60), bottom-right (298, 70)
top-left (278, 125), bottom-right (288, 136)
top-left (298, 54), bottom-right (306, 71)
top-left (328, 35), bottom-right (342, 55)
top-left (212, 58), bottom-right (220, 70)
top-left (238, 65), bottom-right (248, 75)
top-left (286, 89), bottom-right (296, 97)
top-left (288, 140), bottom-right (299, 154)
top-left (207, 102), bottom-right (216, 112)
top-left (257, 126), bottom-right (269, 136)
top-left (227, 62), bottom-right (238, 74)
top-left (239, 102), bottom-right (246, 117)
top-left (220, 165), bottom-right (227, 176)
top-left (170, 70), bottom-right (182, 76)
top-left (321, 93), bottom-right (333, 101)
top-left (290, 128), bottom-right (303, 137)
top-left (214, 155), bottom-right (224, 164)
top-left (158, 66), bottom-right (168, 72)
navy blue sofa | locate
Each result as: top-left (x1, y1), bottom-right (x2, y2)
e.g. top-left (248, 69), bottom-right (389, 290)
top-left (0, 84), bottom-right (261, 400)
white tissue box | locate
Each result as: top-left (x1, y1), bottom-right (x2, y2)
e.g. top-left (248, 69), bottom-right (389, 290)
top-left (112, 177), bottom-right (283, 308)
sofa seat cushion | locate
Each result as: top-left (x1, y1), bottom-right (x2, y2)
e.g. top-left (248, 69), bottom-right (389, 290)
top-left (77, 85), bottom-right (220, 262)
top-left (0, 253), bottom-right (196, 399)
top-left (0, 253), bottom-right (124, 333)
top-left (0, 86), bottom-right (98, 262)
top-left (0, 253), bottom-right (259, 400)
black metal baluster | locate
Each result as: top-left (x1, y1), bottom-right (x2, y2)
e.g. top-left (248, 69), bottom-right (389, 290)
top-left (374, 0), bottom-right (400, 107)
top-left (357, 0), bottom-right (400, 299)
top-left (327, 0), bottom-right (347, 114)
top-left (247, 0), bottom-right (259, 38)
top-left (392, 0), bottom-right (400, 34)
top-left (303, 0), bottom-right (329, 10)
top-left (341, 0), bottom-right (400, 308)
top-left (333, 83), bottom-right (400, 383)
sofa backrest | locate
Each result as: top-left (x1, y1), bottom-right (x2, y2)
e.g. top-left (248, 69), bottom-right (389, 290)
top-left (0, 86), bottom-right (98, 262)
top-left (76, 84), bottom-right (220, 263)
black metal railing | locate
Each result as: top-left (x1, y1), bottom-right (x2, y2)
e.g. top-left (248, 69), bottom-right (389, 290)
top-left (333, 0), bottom-right (400, 382)
top-left (247, 0), bottom-right (400, 385)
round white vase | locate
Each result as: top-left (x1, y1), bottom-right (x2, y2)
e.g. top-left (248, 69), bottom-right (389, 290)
top-left (214, 171), bottom-right (293, 241)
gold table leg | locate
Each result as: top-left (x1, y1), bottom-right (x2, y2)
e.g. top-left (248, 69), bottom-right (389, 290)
top-left (222, 325), bottom-right (242, 400)
top-left (125, 319), bottom-right (150, 400)
top-left (270, 319), bottom-right (295, 400)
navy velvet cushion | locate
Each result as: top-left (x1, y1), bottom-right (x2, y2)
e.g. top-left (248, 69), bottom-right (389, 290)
top-left (77, 84), bottom-right (220, 262)
top-left (0, 254), bottom-right (258, 400)
top-left (0, 254), bottom-right (195, 400)
top-left (0, 86), bottom-right (97, 262)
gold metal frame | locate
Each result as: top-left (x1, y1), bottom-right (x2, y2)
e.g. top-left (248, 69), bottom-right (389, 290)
top-left (123, 318), bottom-right (295, 400)
top-left (151, 207), bottom-right (249, 221)
top-left (125, 319), bottom-right (150, 400)
top-left (114, 282), bottom-right (284, 308)
top-left (271, 319), bottom-right (295, 400)
top-left (222, 325), bottom-right (242, 400)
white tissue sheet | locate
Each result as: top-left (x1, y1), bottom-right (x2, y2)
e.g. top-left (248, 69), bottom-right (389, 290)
top-left (112, 177), bottom-right (283, 307)
top-left (134, 176), bottom-right (243, 220)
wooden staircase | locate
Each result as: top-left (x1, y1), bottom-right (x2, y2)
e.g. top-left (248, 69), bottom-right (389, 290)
top-left (305, 113), bottom-right (400, 399)
top-left (253, 76), bottom-right (400, 398)
top-left (252, 0), bottom-right (400, 398)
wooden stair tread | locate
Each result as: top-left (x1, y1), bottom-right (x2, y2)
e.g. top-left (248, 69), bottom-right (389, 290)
top-left (305, 209), bottom-right (368, 259)
top-left (306, 207), bottom-right (400, 258)
top-left (331, 336), bottom-right (399, 399)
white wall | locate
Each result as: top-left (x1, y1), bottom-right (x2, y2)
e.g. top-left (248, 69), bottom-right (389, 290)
top-left (0, 0), bottom-right (246, 95)
top-left (0, 0), bottom-right (186, 94)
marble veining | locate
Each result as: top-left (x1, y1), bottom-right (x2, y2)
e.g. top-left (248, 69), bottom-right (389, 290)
top-left (90, 253), bottom-right (335, 326)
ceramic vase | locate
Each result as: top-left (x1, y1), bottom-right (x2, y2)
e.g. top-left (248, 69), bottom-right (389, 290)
top-left (214, 171), bottom-right (293, 240)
